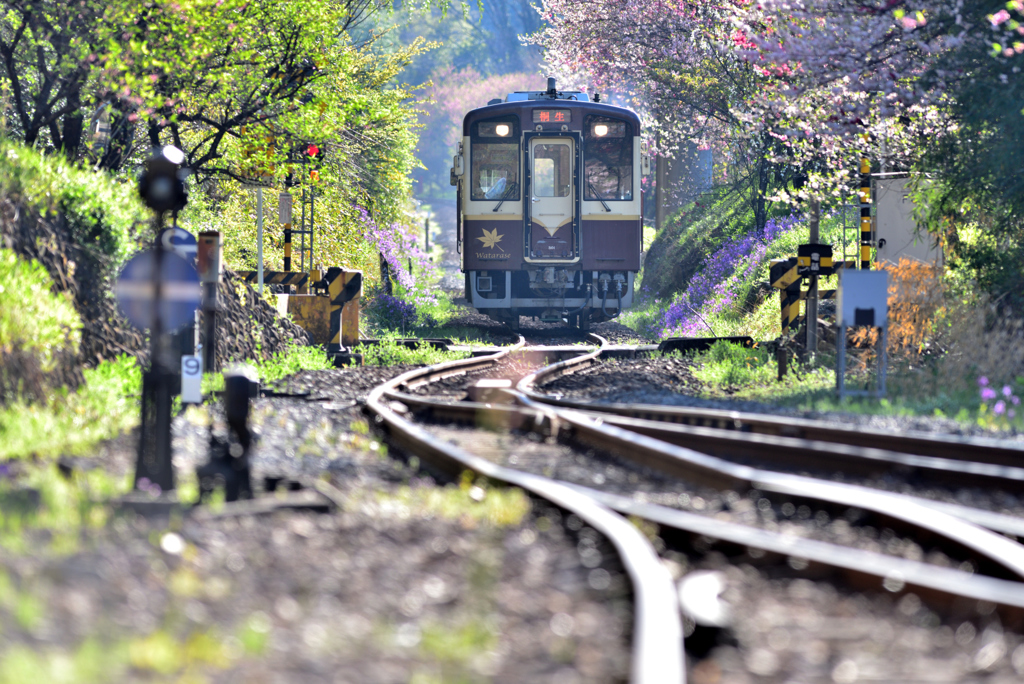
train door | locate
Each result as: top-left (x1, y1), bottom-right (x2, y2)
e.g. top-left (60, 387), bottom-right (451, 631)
top-left (528, 138), bottom-right (576, 260)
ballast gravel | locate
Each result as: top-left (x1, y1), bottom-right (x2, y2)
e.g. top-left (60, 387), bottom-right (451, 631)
top-left (0, 362), bottom-right (631, 683)
top-left (414, 421), bottom-right (1024, 682)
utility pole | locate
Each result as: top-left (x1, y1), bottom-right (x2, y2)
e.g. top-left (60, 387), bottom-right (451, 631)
top-left (256, 186), bottom-right (264, 295)
top-left (806, 199), bottom-right (820, 355)
top-left (655, 147), bottom-right (667, 232)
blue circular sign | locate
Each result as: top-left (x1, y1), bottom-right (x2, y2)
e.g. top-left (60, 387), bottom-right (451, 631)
top-left (116, 249), bottom-right (201, 332)
top-left (158, 227), bottom-right (198, 263)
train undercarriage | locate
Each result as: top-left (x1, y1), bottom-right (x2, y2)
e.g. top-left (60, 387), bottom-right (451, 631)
top-left (466, 267), bottom-right (635, 330)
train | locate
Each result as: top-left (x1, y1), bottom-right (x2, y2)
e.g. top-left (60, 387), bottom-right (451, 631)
top-left (451, 78), bottom-right (649, 331)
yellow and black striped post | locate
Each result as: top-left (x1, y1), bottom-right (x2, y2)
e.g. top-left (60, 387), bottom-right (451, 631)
top-left (770, 258), bottom-right (802, 334)
top-left (284, 227), bottom-right (292, 272)
top-left (325, 267), bottom-right (362, 352)
top-left (859, 156), bottom-right (872, 269)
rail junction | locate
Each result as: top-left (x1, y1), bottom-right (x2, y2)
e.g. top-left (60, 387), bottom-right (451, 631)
top-left (361, 332), bottom-right (1024, 682)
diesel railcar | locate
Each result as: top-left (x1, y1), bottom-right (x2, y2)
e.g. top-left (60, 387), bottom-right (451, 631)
top-left (450, 78), bottom-right (650, 331)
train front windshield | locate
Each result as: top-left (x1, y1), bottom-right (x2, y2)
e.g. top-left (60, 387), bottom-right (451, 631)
top-left (471, 119), bottom-right (520, 201)
top-left (584, 116), bottom-right (633, 202)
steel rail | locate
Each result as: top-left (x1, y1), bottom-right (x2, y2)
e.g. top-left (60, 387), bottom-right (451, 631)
top-left (587, 412), bottom-right (1024, 494)
top-left (381, 390), bottom-right (1024, 539)
top-left (561, 483), bottom-right (1024, 621)
top-left (518, 358), bottom-right (1024, 469)
top-left (366, 337), bottom-right (685, 684)
top-left (379, 390), bottom-right (1024, 628)
top-left (511, 341), bottom-right (1024, 577)
top-left (529, 401), bottom-right (1024, 580)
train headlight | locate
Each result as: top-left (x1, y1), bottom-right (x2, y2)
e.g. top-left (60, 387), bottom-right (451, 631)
top-left (496, 124), bottom-right (510, 137)
top-left (594, 124), bottom-right (609, 137)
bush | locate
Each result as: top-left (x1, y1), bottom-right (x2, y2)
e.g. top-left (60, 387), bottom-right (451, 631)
top-left (360, 336), bottom-right (470, 366)
top-left (0, 140), bottom-right (143, 267)
top-left (0, 249), bottom-right (82, 404)
top-left (690, 340), bottom-right (776, 388)
top-left (256, 341), bottom-right (334, 383)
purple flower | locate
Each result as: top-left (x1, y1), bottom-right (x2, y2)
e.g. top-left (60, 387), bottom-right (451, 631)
top-left (369, 293), bottom-right (418, 329)
top-left (1013, 396), bottom-right (1021, 406)
top-left (1004, 386), bottom-right (1014, 397)
top-left (979, 376), bottom-right (990, 387)
top-left (1011, 409), bottom-right (1017, 419)
top-left (995, 400), bottom-right (1007, 415)
top-left (982, 387), bottom-right (998, 401)
top-left (356, 206), bottom-right (433, 291)
top-left (660, 215), bottom-right (802, 336)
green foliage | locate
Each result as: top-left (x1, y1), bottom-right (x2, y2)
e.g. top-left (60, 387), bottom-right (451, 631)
top-left (367, 475), bottom-right (530, 527)
top-left (255, 341), bottom-right (334, 384)
top-left (0, 463), bottom-right (128, 555)
top-left (690, 341), bottom-right (777, 388)
top-left (360, 336), bottom-right (471, 366)
top-left (418, 618), bottom-right (498, 664)
top-left (641, 188), bottom-right (785, 301)
top-left (0, 640), bottom-right (123, 684)
top-left (0, 141), bottom-right (143, 266)
top-left (0, 248), bottom-right (81, 370)
top-left (0, 354), bottom-right (140, 460)
top-left (631, 189), bottom-right (856, 341)
top-left (238, 613), bottom-right (273, 655)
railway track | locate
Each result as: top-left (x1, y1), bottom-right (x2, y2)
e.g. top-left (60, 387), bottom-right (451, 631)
top-left (365, 333), bottom-right (1024, 681)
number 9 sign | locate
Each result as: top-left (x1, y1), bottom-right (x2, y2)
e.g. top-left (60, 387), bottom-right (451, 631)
top-left (181, 355), bottom-right (203, 404)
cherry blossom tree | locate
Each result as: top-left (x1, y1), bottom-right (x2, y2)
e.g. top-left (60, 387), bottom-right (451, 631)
top-left (534, 0), bottom-right (806, 229)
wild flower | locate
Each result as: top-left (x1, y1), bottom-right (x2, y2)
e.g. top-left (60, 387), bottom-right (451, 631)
top-left (978, 375), bottom-right (1019, 426)
top-left (660, 215), bottom-right (801, 336)
top-left (356, 206), bottom-right (432, 291)
top-left (366, 292), bottom-right (418, 331)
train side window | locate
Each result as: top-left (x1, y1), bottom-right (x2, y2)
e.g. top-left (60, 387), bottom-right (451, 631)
top-left (470, 117), bottom-right (520, 201)
top-left (584, 116), bottom-right (633, 201)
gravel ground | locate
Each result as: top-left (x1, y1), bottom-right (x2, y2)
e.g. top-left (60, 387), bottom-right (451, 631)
top-left (686, 559), bottom-right (1024, 683)
top-left (0, 363), bottom-right (632, 682)
top-left (413, 420), bottom-right (1024, 682)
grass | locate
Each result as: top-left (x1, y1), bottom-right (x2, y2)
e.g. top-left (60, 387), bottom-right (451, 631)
top-left (684, 340), bottom-right (1024, 435)
top-left (255, 340), bottom-right (334, 382)
top-left (0, 354), bottom-right (141, 461)
top-left (0, 140), bottom-right (144, 268)
top-left (357, 473), bottom-right (531, 528)
top-left (361, 335), bottom-right (472, 366)
top-left (0, 248), bottom-right (82, 374)
top-left (0, 464), bottom-right (130, 554)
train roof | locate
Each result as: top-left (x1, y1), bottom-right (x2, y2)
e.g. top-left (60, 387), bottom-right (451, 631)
top-left (462, 79), bottom-right (641, 135)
